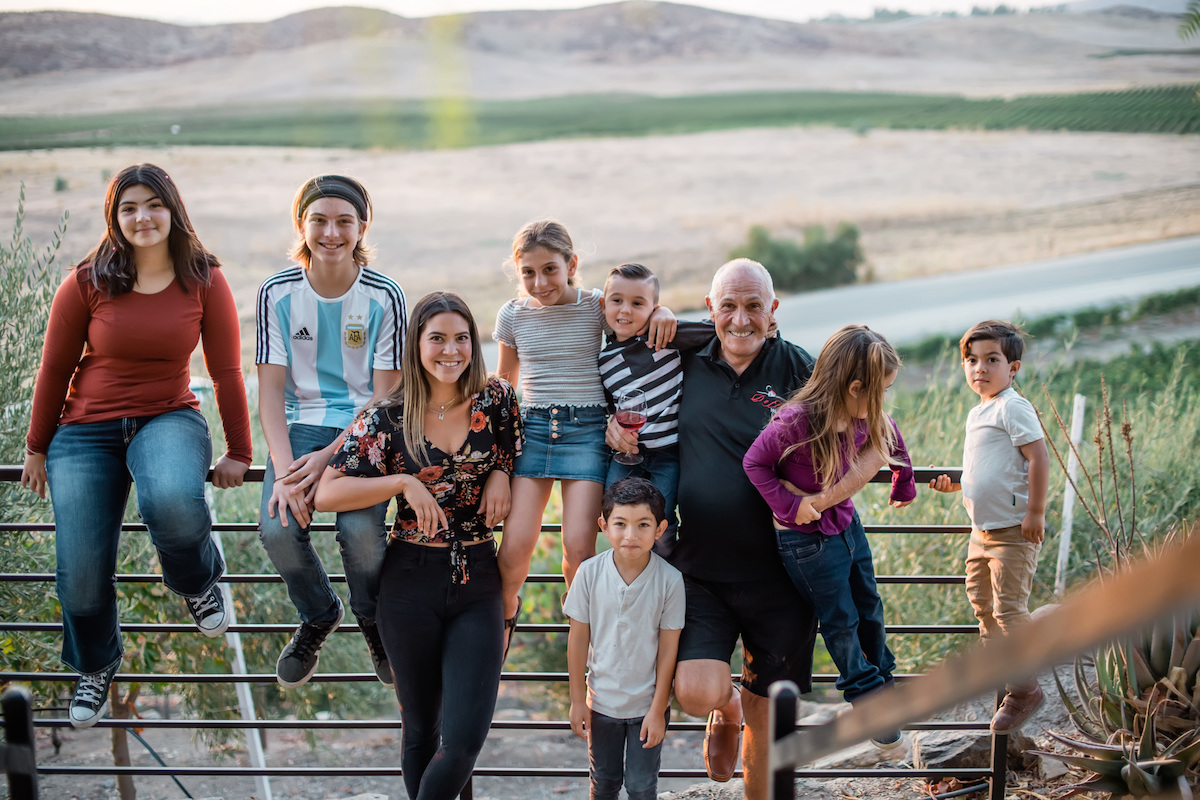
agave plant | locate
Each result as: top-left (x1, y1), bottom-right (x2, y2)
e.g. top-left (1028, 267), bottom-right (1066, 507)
top-left (1034, 379), bottom-right (1200, 797)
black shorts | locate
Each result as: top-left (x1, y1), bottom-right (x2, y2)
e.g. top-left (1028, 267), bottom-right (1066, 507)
top-left (677, 573), bottom-right (818, 697)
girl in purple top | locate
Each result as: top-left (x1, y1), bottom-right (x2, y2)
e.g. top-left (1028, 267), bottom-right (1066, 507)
top-left (742, 324), bottom-right (915, 747)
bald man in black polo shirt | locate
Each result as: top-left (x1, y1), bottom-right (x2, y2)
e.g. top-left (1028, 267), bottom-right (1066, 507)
top-left (608, 259), bottom-right (885, 800)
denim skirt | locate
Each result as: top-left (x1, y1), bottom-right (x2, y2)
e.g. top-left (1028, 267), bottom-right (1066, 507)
top-left (513, 405), bottom-right (608, 484)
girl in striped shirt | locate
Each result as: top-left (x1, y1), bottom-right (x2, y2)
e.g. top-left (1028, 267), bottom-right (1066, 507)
top-left (493, 220), bottom-right (674, 658)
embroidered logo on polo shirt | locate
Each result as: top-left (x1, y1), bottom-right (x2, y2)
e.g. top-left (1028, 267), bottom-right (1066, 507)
top-left (292, 327), bottom-right (313, 341)
top-left (750, 384), bottom-right (784, 410)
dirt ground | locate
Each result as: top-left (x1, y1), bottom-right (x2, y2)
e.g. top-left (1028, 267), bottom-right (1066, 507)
top-left (31, 676), bottom-right (1080, 800)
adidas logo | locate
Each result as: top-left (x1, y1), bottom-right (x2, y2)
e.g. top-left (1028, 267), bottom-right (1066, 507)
top-left (292, 327), bottom-right (313, 341)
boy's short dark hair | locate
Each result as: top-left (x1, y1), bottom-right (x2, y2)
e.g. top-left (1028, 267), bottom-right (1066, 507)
top-left (960, 320), bottom-right (1025, 362)
top-left (604, 263), bottom-right (660, 304)
top-left (602, 477), bottom-right (666, 523)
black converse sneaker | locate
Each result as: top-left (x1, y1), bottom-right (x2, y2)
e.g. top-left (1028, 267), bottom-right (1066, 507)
top-left (69, 662), bottom-right (119, 729)
top-left (276, 597), bottom-right (345, 688)
top-left (185, 586), bottom-right (230, 638)
top-left (358, 617), bottom-right (394, 687)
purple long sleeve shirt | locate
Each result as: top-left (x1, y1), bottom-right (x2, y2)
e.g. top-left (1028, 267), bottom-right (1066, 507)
top-left (742, 404), bottom-right (916, 536)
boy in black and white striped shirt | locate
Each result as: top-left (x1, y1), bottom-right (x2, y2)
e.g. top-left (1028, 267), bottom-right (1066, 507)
top-left (598, 264), bottom-right (713, 553)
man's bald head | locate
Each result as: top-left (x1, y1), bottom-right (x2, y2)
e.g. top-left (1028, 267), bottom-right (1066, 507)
top-left (709, 258), bottom-right (775, 305)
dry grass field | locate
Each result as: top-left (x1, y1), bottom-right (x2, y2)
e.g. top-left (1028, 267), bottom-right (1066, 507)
top-left (4, 127), bottom-right (1199, 365)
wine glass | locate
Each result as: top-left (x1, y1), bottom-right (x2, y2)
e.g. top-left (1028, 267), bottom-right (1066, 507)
top-left (613, 389), bottom-right (647, 465)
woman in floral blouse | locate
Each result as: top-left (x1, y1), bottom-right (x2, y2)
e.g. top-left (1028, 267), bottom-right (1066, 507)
top-left (316, 291), bottom-right (522, 800)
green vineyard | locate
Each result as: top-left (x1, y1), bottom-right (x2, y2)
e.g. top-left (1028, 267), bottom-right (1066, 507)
top-left (0, 83), bottom-right (1196, 151)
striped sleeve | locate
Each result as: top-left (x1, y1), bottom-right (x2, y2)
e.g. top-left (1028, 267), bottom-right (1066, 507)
top-left (361, 268), bottom-right (406, 371)
top-left (256, 267), bottom-right (303, 366)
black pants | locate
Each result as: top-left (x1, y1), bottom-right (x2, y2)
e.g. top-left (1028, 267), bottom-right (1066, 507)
top-left (377, 540), bottom-right (504, 800)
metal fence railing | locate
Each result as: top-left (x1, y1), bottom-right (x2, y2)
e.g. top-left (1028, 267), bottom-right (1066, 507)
top-left (2, 465), bottom-right (1016, 800)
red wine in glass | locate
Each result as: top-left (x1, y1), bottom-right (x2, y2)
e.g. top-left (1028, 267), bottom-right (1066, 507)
top-left (614, 389), bottom-right (647, 465)
top-left (616, 411), bottom-right (646, 432)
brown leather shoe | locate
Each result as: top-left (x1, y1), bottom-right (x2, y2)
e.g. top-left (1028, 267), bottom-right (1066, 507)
top-left (703, 693), bottom-right (743, 782)
top-left (990, 683), bottom-right (1044, 734)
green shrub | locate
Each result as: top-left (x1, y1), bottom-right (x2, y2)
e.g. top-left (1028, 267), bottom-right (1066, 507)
top-left (730, 222), bottom-right (863, 293)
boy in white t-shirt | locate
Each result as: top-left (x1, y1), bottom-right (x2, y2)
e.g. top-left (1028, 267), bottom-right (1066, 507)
top-left (930, 320), bottom-right (1049, 735)
top-left (565, 477), bottom-right (685, 800)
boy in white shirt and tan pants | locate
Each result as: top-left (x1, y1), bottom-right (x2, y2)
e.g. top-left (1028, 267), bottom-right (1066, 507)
top-left (931, 320), bottom-right (1050, 735)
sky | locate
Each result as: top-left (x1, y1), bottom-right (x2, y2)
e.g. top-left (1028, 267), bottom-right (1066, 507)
top-left (0, 0), bottom-right (1043, 26)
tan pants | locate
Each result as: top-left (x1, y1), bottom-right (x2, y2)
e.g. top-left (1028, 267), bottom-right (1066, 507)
top-left (964, 524), bottom-right (1040, 641)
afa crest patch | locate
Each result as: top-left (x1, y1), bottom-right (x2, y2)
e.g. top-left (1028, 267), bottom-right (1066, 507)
top-left (344, 323), bottom-right (366, 349)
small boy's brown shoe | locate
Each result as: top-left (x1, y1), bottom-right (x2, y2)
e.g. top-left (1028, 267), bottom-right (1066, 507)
top-left (990, 683), bottom-right (1044, 734)
top-left (703, 691), bottom-right (743, 782)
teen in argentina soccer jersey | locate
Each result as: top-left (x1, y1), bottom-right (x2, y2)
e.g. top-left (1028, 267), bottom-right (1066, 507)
top-left (256, 175), bottom-right (407, 689)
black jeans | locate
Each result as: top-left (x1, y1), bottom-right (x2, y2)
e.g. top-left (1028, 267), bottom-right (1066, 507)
top-left (377, 540), bottom-right (504, 800)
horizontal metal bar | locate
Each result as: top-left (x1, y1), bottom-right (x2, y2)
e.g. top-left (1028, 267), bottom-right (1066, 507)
top-left (0, 572), bottom-right (963, 585)
top-left (36, 765), bottom-right (990, 778)
top-left (0, 523), bottom-right (971, 536)
top-left (1, 671), bottom-right (940, 686)
top-left (0, 466), bottom-right (965, 484)
top-left (30, 717), bottom-right (988, 732)
top-left (0, 572), bottom-right (569, 584)
top-left (0, 621), bottom-right (979, 636)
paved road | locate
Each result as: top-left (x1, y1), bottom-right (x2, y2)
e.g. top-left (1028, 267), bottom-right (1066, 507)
top-left (482, 235), bottom-right (1200, 368)
top-left (766, 235), bottom-right (1200, 353)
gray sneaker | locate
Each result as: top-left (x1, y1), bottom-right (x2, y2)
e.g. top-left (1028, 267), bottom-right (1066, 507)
top-left (277, 597), bottom-right (344, 688)
top-left (358, 617), bottom-right (394, 687)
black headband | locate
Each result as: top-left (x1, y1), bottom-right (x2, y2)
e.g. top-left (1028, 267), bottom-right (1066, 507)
top-left (297, 176), bottom-right (369, 222)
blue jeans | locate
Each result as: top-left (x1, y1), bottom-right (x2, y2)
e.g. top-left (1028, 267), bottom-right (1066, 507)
top-left (378, 540), bottom-right (504, 800)
top-left (775, 514), bottom-right (894, 703)
top-left (46, 409), bottom-right (224, 674)
top-left (588, 709), bottom-right (668, 800)
top-left (259, 423), bottom-right (389, 625)
top-left (604, 446), bottom-right (679, 552)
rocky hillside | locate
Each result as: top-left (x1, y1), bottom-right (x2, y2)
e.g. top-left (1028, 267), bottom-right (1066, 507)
top-left (1, 2), bottom-right (829, 79)
top-left (0, 1), bottom-right (1193, 114)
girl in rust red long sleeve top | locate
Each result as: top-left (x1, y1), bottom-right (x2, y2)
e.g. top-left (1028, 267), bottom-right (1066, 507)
top-left (19, 164), bottom-right (251, 729)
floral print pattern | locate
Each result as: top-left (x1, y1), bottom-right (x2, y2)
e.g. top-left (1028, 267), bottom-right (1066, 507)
top-left (330, 376), bottom-right (523, 545)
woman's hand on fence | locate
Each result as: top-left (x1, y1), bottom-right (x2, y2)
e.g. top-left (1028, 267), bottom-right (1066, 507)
top-left (479, 470), bottom-right (512, 528)
top-left (20, 452), bottom-right (47, 499)
top-left (399, 475), bottom-right (448, 536)
top-left (212, 455), bottom-right (249, 489)
top-left (569, 702), bottom-right (588, 740)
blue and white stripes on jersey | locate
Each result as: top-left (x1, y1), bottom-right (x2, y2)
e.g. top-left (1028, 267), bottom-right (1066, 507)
top-left (256, 265), bottom-right (406, 429)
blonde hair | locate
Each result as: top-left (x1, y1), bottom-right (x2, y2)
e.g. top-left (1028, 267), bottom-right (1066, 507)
top-left (289, 174), bottom-right (374, 269)
top-left (376, 292), bottom-right (488, 466)
top-left (780, 324), bottom-right (901, 492)
top-left (508, 218), bottom-right (579, 288)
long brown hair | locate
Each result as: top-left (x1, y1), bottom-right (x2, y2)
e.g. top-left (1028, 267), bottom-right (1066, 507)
top-left (780, 324), bottom-right (901, 492)
top-left (378, 292), bottom-right (488, 465)
top-left (82, 163), bottom-right (218, 295)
